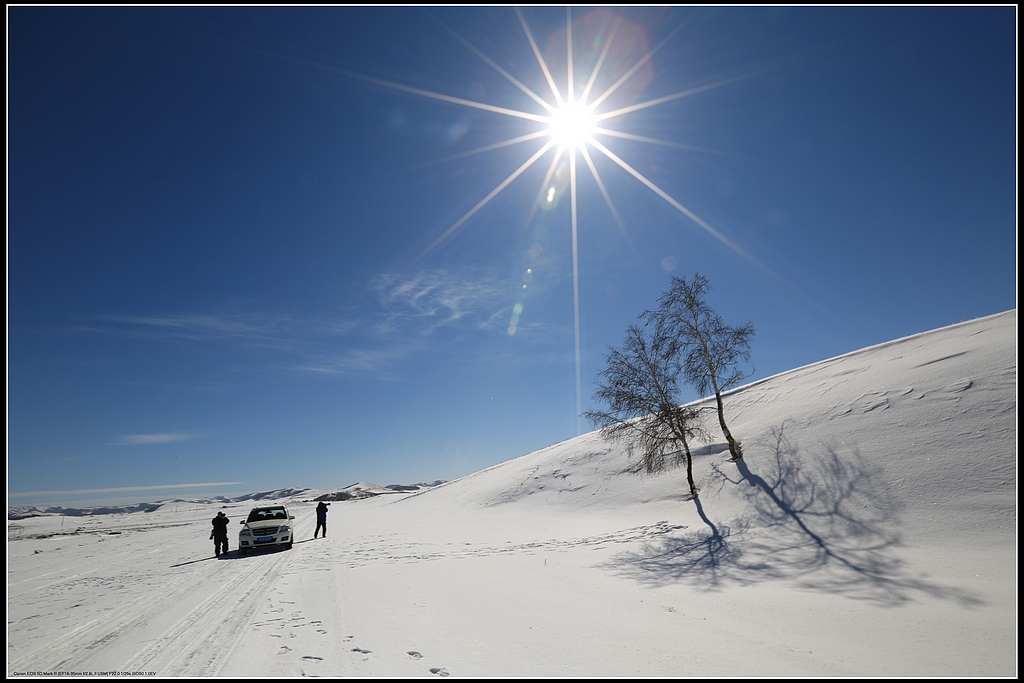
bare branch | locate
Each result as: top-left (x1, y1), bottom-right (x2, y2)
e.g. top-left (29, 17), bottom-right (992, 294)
top-left (642, 273), bottom-right (754, 460)
top-left (585, 324), bottom-right (706, 498)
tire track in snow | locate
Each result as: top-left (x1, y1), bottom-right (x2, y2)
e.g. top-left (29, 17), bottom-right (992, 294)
top-left (8, 553), bottom-right (220, 673)
top-left (8, 509), bottom-right (315, 676)
top-left (124, 512), bottom-right (318, 676)
top-left (122, 548), bottom-right (292, 676)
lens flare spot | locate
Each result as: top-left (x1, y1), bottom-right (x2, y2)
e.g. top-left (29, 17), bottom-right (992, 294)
top-left (508, 302), bottom-right (525, 336)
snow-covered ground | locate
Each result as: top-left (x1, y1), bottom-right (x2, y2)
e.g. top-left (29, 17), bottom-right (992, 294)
top-left (7, 311), bottom-right (1016, 677)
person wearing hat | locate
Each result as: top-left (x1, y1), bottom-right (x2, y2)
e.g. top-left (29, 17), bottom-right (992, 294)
top-left (210, 511), bottom-right (230, 556)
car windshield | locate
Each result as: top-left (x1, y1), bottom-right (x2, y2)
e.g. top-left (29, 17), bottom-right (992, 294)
top-left (247, 507), bottom-right (288, 523)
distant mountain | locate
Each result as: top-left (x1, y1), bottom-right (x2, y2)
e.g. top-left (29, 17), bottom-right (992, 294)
top-left (385, 480), bottom-right (447, 491)
top-left (308, 481), bottom-right (448, 501)
top-left (8, 502), bottom-right (164, 519)
top-left (314, 482), bottom-right (406, 501)
top-left (230, 488), bottom-right (312, 502)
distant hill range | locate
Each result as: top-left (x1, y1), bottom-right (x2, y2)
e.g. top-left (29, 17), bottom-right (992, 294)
top-left (8, 501), bottom-right (167, 520)
top-left (312, 481), bottom-right (447, 502)
top-left (7, 481), bottom-right (447, 520)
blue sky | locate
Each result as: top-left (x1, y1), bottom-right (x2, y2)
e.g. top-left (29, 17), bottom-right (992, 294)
top-left (8, 7), bottom-right (1016, 507)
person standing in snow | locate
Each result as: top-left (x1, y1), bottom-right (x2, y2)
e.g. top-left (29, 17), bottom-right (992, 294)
top-left (210, 511), bottom-right (230, 556)
top-left (314, 501), bottom-right (329, 539)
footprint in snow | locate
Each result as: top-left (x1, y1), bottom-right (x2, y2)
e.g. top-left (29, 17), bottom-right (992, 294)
top-left (430, 667), bottom-right (450, 677)
top-left (351, 647), bottom-right (372, 654)
top-left (302, 656), bottom-right (323, 661)
top-left (407, 651), bottom-right (423, 659)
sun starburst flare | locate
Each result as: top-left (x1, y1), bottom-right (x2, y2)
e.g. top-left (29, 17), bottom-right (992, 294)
top-left (346, 8), bottom-right (764, 432)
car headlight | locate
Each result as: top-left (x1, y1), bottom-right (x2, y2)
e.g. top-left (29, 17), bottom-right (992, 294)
top-left (240, 528), bottom-right (252, 536)
top-left (279, 526), bottom-right (290, 533)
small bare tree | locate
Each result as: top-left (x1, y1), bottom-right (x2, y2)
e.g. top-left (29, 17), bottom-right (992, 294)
top-left (644, 273), bottom-right (754, 461)
top-left (584, 323), bottom-right (708, 500)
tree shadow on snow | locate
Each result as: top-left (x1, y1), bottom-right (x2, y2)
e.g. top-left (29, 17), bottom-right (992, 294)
top-left (603, 422), bottom-right (983, 607)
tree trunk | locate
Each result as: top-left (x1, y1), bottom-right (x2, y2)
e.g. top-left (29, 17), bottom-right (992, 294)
top-left (714, 391), bottom-right (743, 460)
top-left (682, 439), bottom-right (698, 499)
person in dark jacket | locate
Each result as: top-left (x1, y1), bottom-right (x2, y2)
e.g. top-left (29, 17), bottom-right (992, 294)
top-left (211, 511), bottom-right (230, 556)
top-left (314, 501), bottom-right (329, 539)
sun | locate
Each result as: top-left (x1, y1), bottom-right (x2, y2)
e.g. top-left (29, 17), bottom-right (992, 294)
top-left (547, 100), bottom-right (597, 150)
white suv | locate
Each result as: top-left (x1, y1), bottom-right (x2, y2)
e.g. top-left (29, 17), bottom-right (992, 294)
top-left (238, 505), bottom-right (294, 555)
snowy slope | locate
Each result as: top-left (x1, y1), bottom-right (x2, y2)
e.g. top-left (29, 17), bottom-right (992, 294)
top-left (6, 310), bottom-right (1016, 677)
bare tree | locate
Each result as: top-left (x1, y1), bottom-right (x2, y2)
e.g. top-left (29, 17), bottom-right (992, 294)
top-left (584, 323), bottom-right (708, 500)
top-left (644, 273), bottom-right (754, 461)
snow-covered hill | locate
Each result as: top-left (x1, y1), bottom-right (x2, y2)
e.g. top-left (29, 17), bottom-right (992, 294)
top-left (6, 311), bottom-right (1016, 677)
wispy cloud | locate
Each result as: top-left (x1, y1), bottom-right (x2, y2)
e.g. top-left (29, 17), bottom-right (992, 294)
top-left (110, 432), bottom-right (203, 446)
top-left (75, 268), bottom-right (525, 377)
top-left (371, 269), bottom-right (511, 335)
top-left (292, 347), bottom-right (410, 376)
top-left (85, 312), bottom-right (338, 350)
top-left (8, 482), bottom-right (242, 497)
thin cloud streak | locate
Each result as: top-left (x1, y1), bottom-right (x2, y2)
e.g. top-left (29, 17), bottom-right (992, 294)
top-left (75, 269), bottom-right (524, 378)
top-left (83, 312), bottom-right (333, 351)
top-left (293, 348), bottom-right (410, 376)
top-left (110, 432), bottom-right (203, 446)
